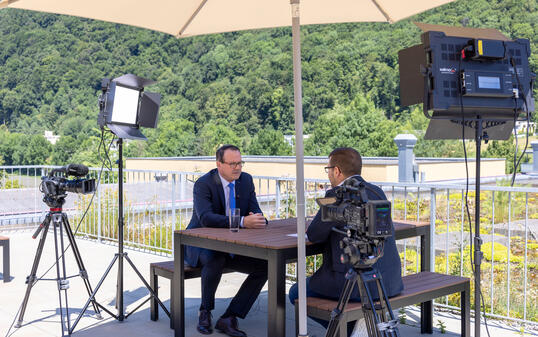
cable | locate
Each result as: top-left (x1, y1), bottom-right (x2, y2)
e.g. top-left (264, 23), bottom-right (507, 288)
top-left (510, 57), bottom-right (531, 187)
top-left (4, 132), bottom-right (114, 337)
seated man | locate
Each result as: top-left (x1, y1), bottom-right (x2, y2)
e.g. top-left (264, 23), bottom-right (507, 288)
top-left (185, 144), bottom-right (268, 337)
top-left (289, 147), bottom-right (403, 336)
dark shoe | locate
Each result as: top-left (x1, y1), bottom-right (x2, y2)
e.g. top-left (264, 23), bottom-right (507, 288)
top-left (215, 316), bottom-right (247, 337)
top-left (197, 309), bottom-right (213, 335)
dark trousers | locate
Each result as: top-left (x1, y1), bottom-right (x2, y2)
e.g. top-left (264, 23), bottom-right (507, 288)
top-left (198, 249), bottom-right (268, 319)
top-left (289, 277), bottom-right (357, 337)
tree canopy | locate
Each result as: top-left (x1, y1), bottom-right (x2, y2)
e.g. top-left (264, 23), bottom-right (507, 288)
top-left (0, 0), bottom-right (535, 167)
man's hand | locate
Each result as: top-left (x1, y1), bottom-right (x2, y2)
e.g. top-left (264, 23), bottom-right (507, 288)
top-left (243, 212), bottom-right (266, 229)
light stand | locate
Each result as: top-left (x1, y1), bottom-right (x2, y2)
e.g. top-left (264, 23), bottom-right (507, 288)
top-left (473, 117), bottom-right (485, 337)
top-left (399, 27), bottom-right (535, 337)
top-left (72, 74), bottom-right (168, 329)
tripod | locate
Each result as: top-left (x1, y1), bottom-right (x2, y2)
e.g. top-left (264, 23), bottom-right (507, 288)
top-left (15, 206), bottom-right (102, 337)
top-left (72, 138), bottom-right (169, 326)
top-left (325, 266), bottom-right (400, 337)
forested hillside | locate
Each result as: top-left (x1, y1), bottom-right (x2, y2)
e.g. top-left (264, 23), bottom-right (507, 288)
top-left (0, 0), bottom-right (536, 167)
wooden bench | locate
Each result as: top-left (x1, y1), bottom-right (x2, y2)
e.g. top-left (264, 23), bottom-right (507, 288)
top-left (150, 260), bottom-right (234, 329)
top-left (295, 272), bottom-right (470, 337)
top-left (0, 236), bottom-right (9, 282)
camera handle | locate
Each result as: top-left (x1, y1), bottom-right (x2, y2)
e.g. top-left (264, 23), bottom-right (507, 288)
top-left (325, 266), bottom-right (400, 337)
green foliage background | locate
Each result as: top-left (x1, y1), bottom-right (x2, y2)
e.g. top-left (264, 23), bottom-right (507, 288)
top-left (0, 0), bottom-right (536, 166)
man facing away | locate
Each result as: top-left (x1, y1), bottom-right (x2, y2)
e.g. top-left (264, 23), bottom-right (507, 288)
top-left (185, 144), bottom-right (268, 337)
top-left (289, 147), bottom-right (404, 336)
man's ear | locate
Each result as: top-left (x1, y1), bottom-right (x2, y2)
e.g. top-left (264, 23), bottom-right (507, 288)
top-left (334, 166), bottom-right (341, 176)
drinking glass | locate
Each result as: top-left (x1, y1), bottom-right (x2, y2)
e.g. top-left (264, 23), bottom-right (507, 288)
top-left (229, 208), bottom-right (240, 232)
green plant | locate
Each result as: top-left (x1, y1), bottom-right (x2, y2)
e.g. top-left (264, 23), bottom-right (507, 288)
top-left (436, 319), bottom-right (446, 334)
top-left (398, 307), bottom-right (407, 324)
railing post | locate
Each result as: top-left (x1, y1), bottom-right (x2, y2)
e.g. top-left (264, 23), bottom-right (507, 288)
top-left (180, 173), bottom-right (186, 201)
top-left (172, 173), bottom-right (177, 251)
top-left (275, 179), bottom-right (281, 219)
top-left (429, 187), bottom-right (436, 272)
top-left (97, 179), bottom-right (102, 242)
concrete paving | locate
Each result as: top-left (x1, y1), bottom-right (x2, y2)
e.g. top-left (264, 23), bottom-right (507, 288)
top-left (0, 231), bottom-right (533, 337)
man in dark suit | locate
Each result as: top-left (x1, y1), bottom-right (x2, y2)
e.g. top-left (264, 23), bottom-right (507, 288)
top-left (185, 145), bottom-right (268, 337)
top-left (289, 147), bottom-right (403, 336)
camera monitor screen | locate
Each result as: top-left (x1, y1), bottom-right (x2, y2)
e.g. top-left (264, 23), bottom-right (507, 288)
top-left (110, 85), bottom-right (140, 125)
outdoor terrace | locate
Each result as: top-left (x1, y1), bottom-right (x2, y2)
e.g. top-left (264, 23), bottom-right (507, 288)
top-left (1, 165), bottom-right (537, 336)
top-left (0, 231), bottom-right (528, 337)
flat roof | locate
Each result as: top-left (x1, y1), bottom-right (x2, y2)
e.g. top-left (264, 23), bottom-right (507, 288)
top-left (127, 155), bottom-right (504, 164)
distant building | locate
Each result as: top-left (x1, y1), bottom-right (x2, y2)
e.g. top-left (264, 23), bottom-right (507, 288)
top-left (44, 131), bottom-right (60, 145)
top-left (284, 134), bottom-right (310, 147)
top-left (515, 121), bottom-right (536, 135)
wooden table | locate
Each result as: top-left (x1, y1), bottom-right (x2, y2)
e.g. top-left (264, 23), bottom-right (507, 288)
top-left (173, 218), bottom-right (430, 337)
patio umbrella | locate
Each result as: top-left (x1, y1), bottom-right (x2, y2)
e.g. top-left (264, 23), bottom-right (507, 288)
top-left (0, 1), bottom-right (456, 335)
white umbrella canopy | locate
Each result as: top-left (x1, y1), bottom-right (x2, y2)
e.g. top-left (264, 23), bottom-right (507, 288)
top-left (0, 0), bottom-right (456, 336)
top-left (1, 0), bottom-right (454, 37)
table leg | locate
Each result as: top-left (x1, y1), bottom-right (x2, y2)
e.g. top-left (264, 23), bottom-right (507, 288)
top-left (420, 231), bottom-right (433, 333)
top-left (461, 282), bottom-right (471, 337)
top-left (150, 265), bottom-right (158, 321)
top-left (267, 250), bottom-right (286, 337)
top-left (3, 239), bottom-right (9, 282)
top-left (173, 234), bottom-right (185, 337)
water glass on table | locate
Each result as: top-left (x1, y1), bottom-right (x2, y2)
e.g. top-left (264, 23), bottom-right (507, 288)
top-left (229, 208), bottom-right (240, 232)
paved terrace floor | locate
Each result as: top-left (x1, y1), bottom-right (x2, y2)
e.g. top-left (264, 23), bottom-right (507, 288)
top-left (0, 231), bottom-right (532, 337)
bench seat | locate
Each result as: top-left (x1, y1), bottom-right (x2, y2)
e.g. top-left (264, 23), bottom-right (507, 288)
top-left (150, 260), bottom-right (234, 329)
top-left (296, 271), bottom-right (470, 337)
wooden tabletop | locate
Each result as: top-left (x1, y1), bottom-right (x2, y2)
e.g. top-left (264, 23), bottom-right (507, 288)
top-left (175, 218), bottom-right (429, 250)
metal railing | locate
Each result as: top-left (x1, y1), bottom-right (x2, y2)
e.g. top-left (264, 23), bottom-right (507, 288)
top-left (1, 165), bottom-right (537, 327)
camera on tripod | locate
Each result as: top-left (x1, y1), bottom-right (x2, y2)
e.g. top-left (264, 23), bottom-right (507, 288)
top-left (40, 164), bottom-right (95, 208)
top-left (318, 177), bottom-right (401, 337)
top-left (316, 177), bottom-right (392, 267)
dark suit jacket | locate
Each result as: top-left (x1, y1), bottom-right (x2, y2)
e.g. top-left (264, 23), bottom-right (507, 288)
top-left (185, 168), bottom-right (264, 267)
top-left (307, 175), bottom-right (403, 300)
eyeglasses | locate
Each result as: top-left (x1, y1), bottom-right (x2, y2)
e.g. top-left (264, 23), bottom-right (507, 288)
top-left (324, 166), bottom-right (335, 173)
top-left (222, 161), bottom-right (245, 169)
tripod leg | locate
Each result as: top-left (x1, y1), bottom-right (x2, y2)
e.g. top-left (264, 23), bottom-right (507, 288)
top-left (356, 280), bottom-right (380, 337)
top-left (123, 253), bottom-right (170, 318)
top-left (15, 214), bottom-right (51, 328)
top-left (49, 215), bottom-right (68, 337)
top-left (61, 214), bottom-right (102, 318)
top-left (358, 270), bottom-right (400, 337)
top-left (325, 269), bottom-right (360, 337)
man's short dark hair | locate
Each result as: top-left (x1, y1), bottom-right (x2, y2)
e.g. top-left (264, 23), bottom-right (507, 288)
top-left (329, 147), bottom-right (362, 176)
top-left (216, 145), bottom-right (240, 162)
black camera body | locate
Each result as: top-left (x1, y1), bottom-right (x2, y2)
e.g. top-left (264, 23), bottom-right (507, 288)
top-left (317, 177), bottom-right (392, 239)
top-left (316, 177), bottom-right (392, 267)
top-left (41, 164), bottom-right (95, 208)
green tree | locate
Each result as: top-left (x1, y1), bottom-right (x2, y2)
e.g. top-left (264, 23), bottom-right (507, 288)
top-left (484, 135), bottom-right (522, 174)
top-left (144, 119), bottom-right (196, 157)
top-left (197, 122), bottom-right (242, 156)
top-left (247, 128), bottom-right (292, 156)
top-left (305, 94), bottom-right (400, 156)
top-left (50, 135), bottom-right (78, 165)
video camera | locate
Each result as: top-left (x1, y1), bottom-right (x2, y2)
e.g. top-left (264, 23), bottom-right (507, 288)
top-left (316, 177), bottom-right (392, 267)
top-left (40, 164), bottom-right (96, 208)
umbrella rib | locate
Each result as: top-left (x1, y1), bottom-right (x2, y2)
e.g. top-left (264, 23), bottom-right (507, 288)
top-left (177, 0), bottom-right (209, 37)
top-left (370, 0), bottom-right (394, 23)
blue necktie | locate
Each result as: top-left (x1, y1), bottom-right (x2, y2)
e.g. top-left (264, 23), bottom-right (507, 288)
top-left (228, 182), bottom-right (236, 258)
top-left (228, 182), bottom-right (236, 211)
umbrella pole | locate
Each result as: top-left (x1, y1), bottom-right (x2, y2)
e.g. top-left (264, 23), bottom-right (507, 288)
top-left (291, 1), bottom-right (308, 336)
